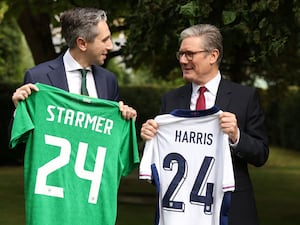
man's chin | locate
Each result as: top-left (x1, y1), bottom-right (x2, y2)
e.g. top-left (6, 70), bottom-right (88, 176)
top-left (96, 59), bottom-right (105, 66)
top-left (183, 73), bottom-right (194, 82)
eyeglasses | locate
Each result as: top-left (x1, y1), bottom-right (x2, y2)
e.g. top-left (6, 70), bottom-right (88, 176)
top-left (176, 50), bottom-right (209, 61)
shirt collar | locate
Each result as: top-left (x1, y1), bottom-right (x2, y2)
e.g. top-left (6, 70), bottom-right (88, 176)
top-left (192, 71), bottom-right (221, 96)
top-left (63, 49), bottom-right (92, 72)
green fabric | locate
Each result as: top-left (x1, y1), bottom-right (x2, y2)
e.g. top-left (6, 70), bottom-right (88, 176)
top-left (10, 83), bottom-right (139, 225)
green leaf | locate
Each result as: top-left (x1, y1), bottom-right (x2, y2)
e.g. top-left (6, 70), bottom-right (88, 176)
top-left (222, 10), bottom-right (237, 25)
top-left (179, 1), bottom-right (199, 17)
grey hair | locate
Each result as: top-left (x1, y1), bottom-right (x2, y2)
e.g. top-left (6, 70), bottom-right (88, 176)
top-left (60, 8), bottom-right (107, 49)
top-left (180, 24), bottom-right (223, 65)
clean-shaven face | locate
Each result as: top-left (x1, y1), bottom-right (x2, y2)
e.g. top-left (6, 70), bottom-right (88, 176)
top-left (179, 36), bottom-right (215, 85)
top-left (86, 21), bottom-right (113, 65)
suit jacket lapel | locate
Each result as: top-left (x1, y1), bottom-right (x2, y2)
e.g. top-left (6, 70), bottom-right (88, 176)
top-left (92, 65), bottom-right (105, 98)
top-left (215, 78), bottom-right (232, 111)
top-left (181, 84), bottom-right (193, 109)
top-left (46, 55), bottom-right (69, 91)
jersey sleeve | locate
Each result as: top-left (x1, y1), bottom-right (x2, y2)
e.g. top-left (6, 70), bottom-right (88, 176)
top-left (139, 139), bottom-right (155, 180)
top-left (9, 99), bottom-right (35, 149)
top-left (222, 134), bottom-right (235, 192)
top-left (120, 119), bottom-right (140, 176)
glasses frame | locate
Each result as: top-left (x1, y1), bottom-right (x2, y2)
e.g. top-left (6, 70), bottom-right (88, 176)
top-left (176, 50), bottom-right (209, 61)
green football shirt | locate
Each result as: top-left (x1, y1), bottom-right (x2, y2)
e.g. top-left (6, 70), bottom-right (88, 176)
top-left (10, 83), bottom-right (140, 225)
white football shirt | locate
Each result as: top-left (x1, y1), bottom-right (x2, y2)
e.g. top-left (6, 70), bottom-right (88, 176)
top-left (139, 107), bottom-right (235, 225)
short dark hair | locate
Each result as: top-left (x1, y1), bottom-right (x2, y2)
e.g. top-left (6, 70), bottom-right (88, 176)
top-left (60, 8), bottom-right (107, 48)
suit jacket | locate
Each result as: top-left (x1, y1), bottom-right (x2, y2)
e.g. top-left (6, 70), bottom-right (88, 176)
top-left (23, 54), bottom-right (119, 101)
top-left (159, 78), bottom-right (269, 225)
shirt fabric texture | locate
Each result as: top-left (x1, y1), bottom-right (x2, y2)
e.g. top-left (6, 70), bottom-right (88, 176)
top-left (10, 83), bottom-right (139, 225)
top-left (139, 106), bottom-right (235, 225)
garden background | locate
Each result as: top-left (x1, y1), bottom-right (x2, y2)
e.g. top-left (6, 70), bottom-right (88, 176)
top-left (0, 0), bottom-right (299, 224)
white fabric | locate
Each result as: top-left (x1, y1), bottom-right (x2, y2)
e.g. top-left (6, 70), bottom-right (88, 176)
top-left (139, 109), bottom-right (235, 225)
top-left (63, 49), bottom-right (98, 98)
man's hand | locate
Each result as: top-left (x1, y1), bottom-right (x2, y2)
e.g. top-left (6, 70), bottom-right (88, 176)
top-left (140, 119), bottom-right (158, 141)
top-left (12, 83), bottom-right (39, 107)
top-left (219, 112), bottom-right (239, 143)
top-left (119, 101), bottom-right (137, 121)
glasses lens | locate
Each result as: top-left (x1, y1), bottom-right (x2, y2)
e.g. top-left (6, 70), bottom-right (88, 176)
top-left (185, 52), bottom-right (193, 60)
top-left (176, 51), bottom-right (194, 60)
top-left (176, 50), bottom-right (208, 61)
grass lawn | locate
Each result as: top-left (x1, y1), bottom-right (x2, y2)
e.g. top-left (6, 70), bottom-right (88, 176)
top-left (0, 166), bottom-right (25, 224)
top-left (250, 147), bottom-right (300, 225)
top-left (0, 146), bottom-right (299, 225)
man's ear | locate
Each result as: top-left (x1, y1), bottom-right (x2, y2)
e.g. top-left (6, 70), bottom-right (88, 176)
top-left (209, 49), bottom-right (219, 64)
top-left (76, 37), bottom-right (87, 51)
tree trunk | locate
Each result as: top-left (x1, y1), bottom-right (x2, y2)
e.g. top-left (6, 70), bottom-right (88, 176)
top-left (17, 5), bottom-right (57, 65)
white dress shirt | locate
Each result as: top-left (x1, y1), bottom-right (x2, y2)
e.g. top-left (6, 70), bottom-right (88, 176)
top-left (63, 49), bottom-right (98, 98)
top-left (190, 71), bottom-right (221, 110)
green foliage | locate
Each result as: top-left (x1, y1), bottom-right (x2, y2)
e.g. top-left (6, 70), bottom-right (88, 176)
top-left (179, 1), bottom-right (209, 25)
top-left (106, 59), bottom-right (158, 86)
top-left (2, 0), bottom-right (299, 88)
top-left (124, 0), bottom-right (300, 88)
top-left (261, 86), bottom-right (300, 151)
top-left (178, 0), bottom-right (213, 24)
top-left (277, 90), bottom-right (300, 150)
top-left (222, 10), bottom-right (237, 25)
top-left (0, 17), bottom-right (33, 83)
top-left (119, 85), bottom-right (172, 141)
top-left (0, 1), bottom-right (8, 22)
top-left (123, 0), bottom-right (188, 80)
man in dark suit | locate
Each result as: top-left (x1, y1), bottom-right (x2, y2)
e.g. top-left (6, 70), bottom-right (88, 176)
top-left (11, 7), bottom-right (136, 119)
top-left (140, 24), bottom-right (269, 225)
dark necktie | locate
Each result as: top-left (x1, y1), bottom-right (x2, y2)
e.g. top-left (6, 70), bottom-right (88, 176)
top-left (196, 86), bottom-right (206, 110)
top-left (79, 69), bottom-right (89, 96)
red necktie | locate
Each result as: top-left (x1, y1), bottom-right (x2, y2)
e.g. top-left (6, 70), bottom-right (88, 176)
top-left (196, 86), bottom-right (206, 110)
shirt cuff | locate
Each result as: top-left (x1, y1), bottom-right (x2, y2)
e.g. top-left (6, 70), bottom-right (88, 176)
top-left (229, 128), bottom-right (240, 148)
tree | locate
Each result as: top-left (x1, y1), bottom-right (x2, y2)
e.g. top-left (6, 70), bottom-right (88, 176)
top-left (4, 0), bottom-right (59, 64)
top-left (2, 0), bottom-right (300, 89)
top-left (4, 0), bottom-right (136, 64)
top-left (0, 2), bottom-right (33, 83)
top-left (124, 0), bottom-right (300, 89)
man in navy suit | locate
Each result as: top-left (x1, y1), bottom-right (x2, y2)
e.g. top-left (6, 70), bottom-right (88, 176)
top-left (12, 7), bottom-right (136, 119)
top-left (140, 24), bottom-right (269, 225)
